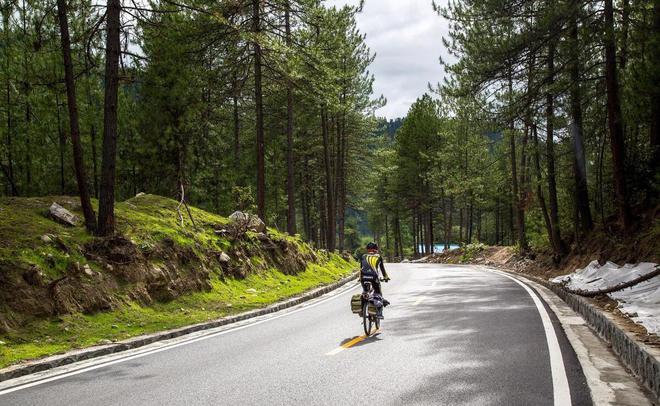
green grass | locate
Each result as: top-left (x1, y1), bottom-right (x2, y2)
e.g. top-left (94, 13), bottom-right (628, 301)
top-left (0, 194), bottom-right (356, 368)
top-left (0, 256), bottom-right (353, 368)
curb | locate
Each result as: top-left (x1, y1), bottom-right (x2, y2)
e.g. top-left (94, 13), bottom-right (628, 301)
top-left (0, 272), bottom-right (359, 383)
top-left (495, 267), bottom-right (660, 402)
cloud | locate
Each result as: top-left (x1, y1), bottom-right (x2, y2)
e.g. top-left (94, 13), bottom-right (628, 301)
top-left (325, 0), bottom-right (453, 119)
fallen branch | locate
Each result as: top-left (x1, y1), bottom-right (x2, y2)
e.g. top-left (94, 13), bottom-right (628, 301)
top-left (176, 183), bottom-right (197, 230)
top-left (566, 266), bottom-right (660, 297)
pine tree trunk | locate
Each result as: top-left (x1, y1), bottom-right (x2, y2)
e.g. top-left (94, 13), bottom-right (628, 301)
top-left (252, 0), bottom-right (266, 221)
top-left (568, 3), bottom-right (593, 233)
top-left (510, 128), bottom-right (527, 251)
top-left (56, 93), bottom-right (65, 194)
top-left (604, 0), bottom-right (631, 230)
top-left (412, 210), bottom-right (418, 257)
top-left (394, 213), bottom-right (403, 258)
top-left (321, 107), bottom-right (335, 251)
top-left (233, 76), bottom-right (240, 170)
top-left (57, 0), bottom-right (97, 232)
top-left (533, 125), bottom-right (554, 252)
top-left (447, 197), bottom-right (454, 247)
top-left (545, 39), bottom-right (566, 257)
top-left (97, 0), bottom-right (121, 236)
top-left (285, 4), bottom-right (296, 235)
top-left (650, 1), bottom-right (660, 181)
top-left (495, 197), bottom-right (500, 245)
top-left (3, 9), bottom-right (18, 196)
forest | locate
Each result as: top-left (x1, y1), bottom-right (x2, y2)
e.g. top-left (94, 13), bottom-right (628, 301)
top-left (366, 0), bottom-right (659, 261)
top-left (0, 0), bottom-right (383, 250)
top-left (1, 0), bottom-right (658, 261)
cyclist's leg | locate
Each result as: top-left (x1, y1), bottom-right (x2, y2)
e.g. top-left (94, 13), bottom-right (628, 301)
top-left (373, 279), bottom-right (382, 295)
top-left (374, 280), bottom-right (390, 307)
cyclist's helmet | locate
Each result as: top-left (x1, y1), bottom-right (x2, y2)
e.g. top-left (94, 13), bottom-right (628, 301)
top-left (366, 242), bottom-right (378, 250)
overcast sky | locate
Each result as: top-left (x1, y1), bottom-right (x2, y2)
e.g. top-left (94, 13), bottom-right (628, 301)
top-left (325, 0), bottom-right (452, 119)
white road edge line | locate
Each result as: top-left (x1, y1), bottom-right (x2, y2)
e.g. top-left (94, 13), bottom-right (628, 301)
top-left (484, 268), bottom-right (572, 406)
top-left (0, 281), bottom-right (362, 396)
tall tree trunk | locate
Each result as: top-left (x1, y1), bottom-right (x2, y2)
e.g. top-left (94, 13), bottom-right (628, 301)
top-left (545, 39), bottom-right (566, 257)
top-left (252, 0), bottom-right (266, 221)
top-left (568, 3), bottom-right (594, 233)
top-left (459, 206), bottom-right (464, 243)
top-left (467, 199), bottom-right (473, 244)
top-left (447, 197), bottom-right (454, 247)
top-left (97, 0), bottom-right (121, 236)
top-left (495, 197), bottom-right (500, 245)
top-left (21, 0), bottom-right (31, 194)
top-left (233, 75), bottom-right (241, 171)
top-left (3, 9), bottom-right (18, 196)
top-left (533, 125), bottom-right (554, 252)
top-left (57, 0), bottom-right (97, 232)
top-left (604, 0), bottom-right (631, 230)
top-left (398, 216), bottom-right (404, 258)
top-left (620, 0), bottom-right (630, 70)
top-left (321, 107), bottom-right (335, 251)
top-left (337, 113), bottom-right (347, 251)
top-left (318, 189), bottom-right (326, 248)
top-left (56, 93), bottom-right (65, 194)
top-left (650, 1), bottom-right (660, 185)
top-left (285, 3), bottom-right (296, 235)
top-left (412, 210), bottom-right (418, 257)
top-left (510, 129), bottom-right (527, 251)
top-left (508, 65), bottom-right (526, 250)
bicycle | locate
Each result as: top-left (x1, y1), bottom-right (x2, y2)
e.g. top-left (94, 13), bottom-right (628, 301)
top-left (361, 279), bottom-right (385, 336)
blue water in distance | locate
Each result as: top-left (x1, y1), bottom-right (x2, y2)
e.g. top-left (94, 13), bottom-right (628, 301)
top-left (417, 244), bottom-right (460, 253)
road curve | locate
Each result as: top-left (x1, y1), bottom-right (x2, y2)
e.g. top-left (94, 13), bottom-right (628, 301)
top-left (0, 263), bottom-right (593, 405)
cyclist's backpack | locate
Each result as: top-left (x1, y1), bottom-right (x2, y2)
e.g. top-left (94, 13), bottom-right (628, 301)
top-left (350, 294), bottom-right (362, 314)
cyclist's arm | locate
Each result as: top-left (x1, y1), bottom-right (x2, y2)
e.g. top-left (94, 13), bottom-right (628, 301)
top-left (378, 257), bottom-right (390, 280)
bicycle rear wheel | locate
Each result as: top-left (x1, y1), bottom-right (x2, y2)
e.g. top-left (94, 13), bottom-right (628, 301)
top-left (362, 303), bottom-right (372, 336)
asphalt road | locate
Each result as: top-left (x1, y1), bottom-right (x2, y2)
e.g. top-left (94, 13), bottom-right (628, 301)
top-left (0, 263), bottom-right (593, 405)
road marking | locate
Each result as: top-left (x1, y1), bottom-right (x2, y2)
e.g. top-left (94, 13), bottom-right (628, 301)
top-left (431, 281), bottom-right (438, 287)
top-left (413, 296), bottom-right (426, 306)
top-left (484, 268), bottom-right (572, 406)
top-left (0, 281), bottom-right (362, 396)
top-left (325, 334), bottom-right (369, 356)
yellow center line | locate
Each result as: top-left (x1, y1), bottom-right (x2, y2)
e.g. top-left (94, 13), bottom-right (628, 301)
top-left (325, 332), bottom-right (378, 356)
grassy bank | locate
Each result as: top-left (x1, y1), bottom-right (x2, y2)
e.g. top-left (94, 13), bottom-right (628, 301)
top-left (0, 195), bottom-right (354, 368)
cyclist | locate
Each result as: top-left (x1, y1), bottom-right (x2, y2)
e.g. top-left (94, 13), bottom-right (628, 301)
top-left (359, 242), bottom-right (390, 318)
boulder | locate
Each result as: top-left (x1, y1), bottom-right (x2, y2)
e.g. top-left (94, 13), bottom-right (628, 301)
top-left (228, 211), bottom-right (266, 233)
top-left (83, 264), bottom-right (94, 277)
top-left (247, 216), bottom-right (266, 233)
top-left (229, 211), bottom-right (250, 226)
top-left (48, 203), bottom-right (79, 226)
top-left (218, 252), bottom-right (231, 264)
top-left (135, 192), bottom-right (146, 198)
